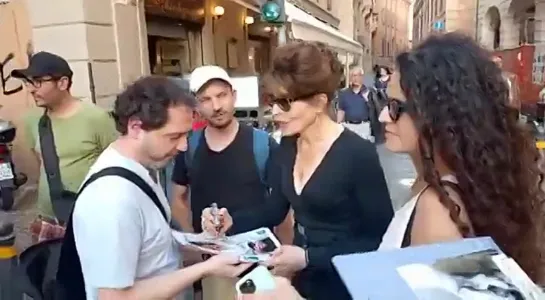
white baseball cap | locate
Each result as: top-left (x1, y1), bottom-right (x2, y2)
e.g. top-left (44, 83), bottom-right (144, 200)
top-left (189, 65), bottom-right (233, 93)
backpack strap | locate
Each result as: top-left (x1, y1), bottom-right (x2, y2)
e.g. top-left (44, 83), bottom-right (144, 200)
top-left (185, 129), bottom-right (204, 171)
top-left (252, 128), bottom-right (270, 186)
top-left (77, 167), bottom-right (168, 221)
top-left (184, 127), bottom-right (270, 187)
top-left (55, 167), bottom-right (167, 300)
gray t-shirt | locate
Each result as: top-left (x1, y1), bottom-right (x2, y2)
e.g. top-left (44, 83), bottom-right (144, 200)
top-left (73, 147), bottom-right (184, 300)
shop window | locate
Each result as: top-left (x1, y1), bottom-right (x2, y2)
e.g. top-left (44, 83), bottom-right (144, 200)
top-left (146, 18), bottom-right (203, 76)
top-left (153, 38), bottom-right (190, 76)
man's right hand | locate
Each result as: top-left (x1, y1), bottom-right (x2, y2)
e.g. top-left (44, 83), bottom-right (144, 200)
top-left (201, 207), bottom-right (233, 236)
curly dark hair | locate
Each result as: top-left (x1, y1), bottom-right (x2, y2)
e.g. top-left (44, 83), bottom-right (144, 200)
top-left (113, 76), bottom-right (195, 135)
top-left (396, 32), bottom-right (545, 282)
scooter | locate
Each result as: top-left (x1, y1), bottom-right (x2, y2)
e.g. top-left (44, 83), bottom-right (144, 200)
top-left (0, 120), bottom-right (27, 210)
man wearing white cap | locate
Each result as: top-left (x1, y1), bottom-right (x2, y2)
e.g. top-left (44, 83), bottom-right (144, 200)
top-left (170, 66), bottom-right (290, 300)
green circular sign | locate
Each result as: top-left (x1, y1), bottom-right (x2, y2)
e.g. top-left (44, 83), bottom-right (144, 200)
top-left (261, 1), bottom-right (281, 22)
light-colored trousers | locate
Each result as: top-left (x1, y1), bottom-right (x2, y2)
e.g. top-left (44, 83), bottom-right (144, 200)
top-left (343, 121), bottom-right (373, 142)
top-left (202, 276), bottom-right (237, 300)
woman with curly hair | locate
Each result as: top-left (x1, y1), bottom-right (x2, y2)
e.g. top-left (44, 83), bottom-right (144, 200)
top-left (378, 32), bottom-right (545, 283)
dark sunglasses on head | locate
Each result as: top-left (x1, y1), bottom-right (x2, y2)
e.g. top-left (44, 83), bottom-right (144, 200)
top-left (387, 98), bottom-right (407, 121)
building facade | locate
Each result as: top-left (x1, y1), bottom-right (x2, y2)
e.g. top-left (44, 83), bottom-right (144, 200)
top-left (1, 0), bottom-right (367, 197)
top-left (412, 0), bottom-right (477, 46)
top-left (372, 0), bottom-right (412, 68)
top-left (477, 0), bottom-right (545, 50)
top-left (287, 0), bottom-right (365, 73)
top-left (354, 0), bottom-right (380, 71)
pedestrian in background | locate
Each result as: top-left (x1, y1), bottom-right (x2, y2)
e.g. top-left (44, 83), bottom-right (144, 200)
top-left (193, 111), bottom-right (207, 130)
top-left (12, 52), bottom-right (117, 243)
top-left (374, 65), bottom-right (391, 90)
top-left (202, 41), bottom-right (393, 300)
top-left (336, 66), bottom-right (379, 142)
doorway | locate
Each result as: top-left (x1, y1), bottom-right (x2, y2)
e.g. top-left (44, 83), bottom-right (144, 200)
top-left (247, 37), bottom-right (271, 74)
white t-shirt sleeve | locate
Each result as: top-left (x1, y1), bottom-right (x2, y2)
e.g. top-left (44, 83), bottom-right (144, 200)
top-left (73, 177), bottom-right (143, 289)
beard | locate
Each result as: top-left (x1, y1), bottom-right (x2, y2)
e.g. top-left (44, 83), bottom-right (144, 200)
top-left (140, 136), bottom-right (177, 169)
top-left (147, 158), bottom-right (171, 170)
top-left (207, 112), bottom-right (234, 129)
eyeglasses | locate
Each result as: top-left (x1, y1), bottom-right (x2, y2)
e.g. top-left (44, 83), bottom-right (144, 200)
top-left (23, 77), bottom-right (62, 88)
top-left (267, 92), bottom-right (320, 112)
top-left (387, 98), bottom-right (407, 122)
top-left (268, 97), bottom-right (294, 112)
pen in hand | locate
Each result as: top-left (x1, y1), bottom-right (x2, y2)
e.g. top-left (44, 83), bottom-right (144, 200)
top-left (210, 203), bottom-right (222, 236)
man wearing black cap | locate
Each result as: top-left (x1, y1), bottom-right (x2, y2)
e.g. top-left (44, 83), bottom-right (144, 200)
top-left (13, 51), bottom-right (117, 242)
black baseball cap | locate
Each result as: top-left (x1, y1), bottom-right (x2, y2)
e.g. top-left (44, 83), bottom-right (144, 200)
top-left (11, 51), bottom-right (73, 80)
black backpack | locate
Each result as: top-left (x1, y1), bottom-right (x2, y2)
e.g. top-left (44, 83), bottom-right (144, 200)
top-left (16, 167), bottom-right (168, 300)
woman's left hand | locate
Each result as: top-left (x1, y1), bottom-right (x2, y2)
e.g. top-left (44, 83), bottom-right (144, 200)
top-left (266, 245), bottom-right (308, 276)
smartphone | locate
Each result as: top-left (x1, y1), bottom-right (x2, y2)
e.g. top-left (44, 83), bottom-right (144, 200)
top-left (236, 264), bottom-right (276, 295)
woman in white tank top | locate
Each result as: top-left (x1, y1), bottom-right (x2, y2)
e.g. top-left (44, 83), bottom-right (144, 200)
top-left (373, 33), bottom-right (545, 284)
top-left (379, 175), bottom-right (457, 250)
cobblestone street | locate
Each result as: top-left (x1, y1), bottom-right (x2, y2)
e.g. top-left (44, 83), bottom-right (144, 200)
top-left (376, 144), bottom-right (416, 209)
top-left (0, 186), bottom-right (37, 252)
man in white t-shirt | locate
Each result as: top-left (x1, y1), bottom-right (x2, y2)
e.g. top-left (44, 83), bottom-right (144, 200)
top-left (72, 76), bottom-right (248, 300)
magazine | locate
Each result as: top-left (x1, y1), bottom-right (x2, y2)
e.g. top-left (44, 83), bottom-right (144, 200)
top-left (396, 250), bottom-right (543, 300)
top-left (172, 227), bottom-right (281, 263)
top-left (332, 237), bottom-right (544, 300)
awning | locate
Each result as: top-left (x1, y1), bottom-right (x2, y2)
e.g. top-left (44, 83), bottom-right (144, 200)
top-left (285, 2), bottom-right (363, 55)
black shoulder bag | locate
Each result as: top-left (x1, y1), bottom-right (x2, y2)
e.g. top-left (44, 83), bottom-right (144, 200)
top-left (38, 112), bottom-right (77, 223)
top-left (17, 167), bottom-right (169, 300)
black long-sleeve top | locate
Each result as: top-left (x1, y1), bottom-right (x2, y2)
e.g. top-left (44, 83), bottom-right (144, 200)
top-left (230, 129), bottom-right (394, 300)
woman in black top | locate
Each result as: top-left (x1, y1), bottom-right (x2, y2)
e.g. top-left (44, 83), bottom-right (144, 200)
top-left (374, 65), bottom-right (391, 90)
top-left (201, 41), bottom-right (393, 300)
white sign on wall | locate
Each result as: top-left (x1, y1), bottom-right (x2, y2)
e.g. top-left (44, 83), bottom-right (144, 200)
top-left (231, 76), bottom-right (260, 108)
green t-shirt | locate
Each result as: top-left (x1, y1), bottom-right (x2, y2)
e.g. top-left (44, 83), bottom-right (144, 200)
top-left (24, 101), bottom-right (118, 218)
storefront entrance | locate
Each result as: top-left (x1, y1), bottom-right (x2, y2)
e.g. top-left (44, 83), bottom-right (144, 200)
top-left (144, 0), bottom-right (205, 76)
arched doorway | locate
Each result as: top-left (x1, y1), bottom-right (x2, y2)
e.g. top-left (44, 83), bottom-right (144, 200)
top-left (509, 0), bottom-right (536, 45)
top-left (483, 6), bottom-right (501, 49)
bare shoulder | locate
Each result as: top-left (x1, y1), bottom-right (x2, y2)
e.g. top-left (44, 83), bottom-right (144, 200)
top-left (411, 184), bottom-right (471, 245)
